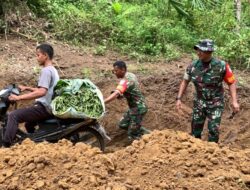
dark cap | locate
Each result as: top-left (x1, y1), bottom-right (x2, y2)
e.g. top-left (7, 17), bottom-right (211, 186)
top-left (194, 39), bottom-right (215, 52)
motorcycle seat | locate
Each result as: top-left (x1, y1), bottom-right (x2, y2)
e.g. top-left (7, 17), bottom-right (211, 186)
top-left (38, 118), bottom-right (92, 126)
top-left (38, 119), bottom-right (59, 124)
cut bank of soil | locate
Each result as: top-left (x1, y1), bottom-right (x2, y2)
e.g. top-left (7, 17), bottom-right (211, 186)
top-left (0, 36), bottom-right (249, 189)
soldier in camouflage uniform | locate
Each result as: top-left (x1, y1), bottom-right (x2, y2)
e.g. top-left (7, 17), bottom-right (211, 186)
top-left (104, 61), bottom-right (149, 139)
top-left (176, 39), bottom-right (240, 142)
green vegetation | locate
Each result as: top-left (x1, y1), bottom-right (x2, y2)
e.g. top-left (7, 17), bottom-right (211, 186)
top-left (1, 0), bottom-right (250, 68)
top-left (53, 84), bottom-right (104, 118)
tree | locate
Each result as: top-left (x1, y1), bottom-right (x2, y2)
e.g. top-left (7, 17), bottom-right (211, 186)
top-left (234, 0), bottom-right (241, 30)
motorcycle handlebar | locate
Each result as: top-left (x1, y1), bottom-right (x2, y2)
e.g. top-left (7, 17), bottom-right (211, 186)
top-left (11, 84), bottom-right (21, 96)
top-left (0, 84), bottom-right (20, 99)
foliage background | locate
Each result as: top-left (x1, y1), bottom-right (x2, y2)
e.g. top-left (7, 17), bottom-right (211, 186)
top-left (1, 0), bottom-right (250, 67)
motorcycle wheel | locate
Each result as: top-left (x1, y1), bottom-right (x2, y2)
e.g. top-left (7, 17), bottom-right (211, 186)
top-left (67, 126), bottom-right (105, 151)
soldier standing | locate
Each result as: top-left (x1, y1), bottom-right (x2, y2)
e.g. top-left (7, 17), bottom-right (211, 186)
top-left (176, 39), bottom-right (240, 143)
top-left (104, 61), bottom-right (150, 140)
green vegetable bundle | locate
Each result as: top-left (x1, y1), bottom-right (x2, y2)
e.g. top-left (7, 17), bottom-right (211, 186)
top-left (51, 79), bottom-right (105, 119)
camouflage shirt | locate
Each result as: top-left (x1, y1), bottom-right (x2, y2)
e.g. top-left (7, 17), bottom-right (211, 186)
top-left (184, 58), bottom-right (235, 100)
top-left (115, 72), bottom-right (147, 110)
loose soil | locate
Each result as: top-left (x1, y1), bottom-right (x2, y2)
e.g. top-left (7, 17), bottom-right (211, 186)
top-left (0, 35), bottom-right (249, 189)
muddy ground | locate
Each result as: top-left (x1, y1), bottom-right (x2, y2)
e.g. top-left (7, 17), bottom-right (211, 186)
top-left (0, 35), bottom-right (249, 189)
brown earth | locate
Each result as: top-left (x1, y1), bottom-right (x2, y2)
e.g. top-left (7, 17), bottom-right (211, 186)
top-left (0, 131), bottom-right (249, 190)
top-left (0, 35), bottom-right (249, 189)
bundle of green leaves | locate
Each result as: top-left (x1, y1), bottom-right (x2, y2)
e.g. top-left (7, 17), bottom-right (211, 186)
top-left (53, 86), bottom-right (103, 118)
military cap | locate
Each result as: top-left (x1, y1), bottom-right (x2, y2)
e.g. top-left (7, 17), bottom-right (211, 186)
top-left (194, 39), bottom-right (215, 52)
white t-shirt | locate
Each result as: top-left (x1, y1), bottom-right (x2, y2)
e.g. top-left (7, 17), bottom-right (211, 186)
top-left (36, 65), bottom-right (59, 110)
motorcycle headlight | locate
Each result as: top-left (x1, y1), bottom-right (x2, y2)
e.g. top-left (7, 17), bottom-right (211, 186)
top-left (0, 89), bottom-right (8, 96)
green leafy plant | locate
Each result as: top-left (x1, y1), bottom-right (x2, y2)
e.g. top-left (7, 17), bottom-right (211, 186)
top-left (81, 68), bottom-right (92, 79)
top-left (112, 2), bottom-right (122, 14)
top-left (94, 45), bottom-right (107, 56)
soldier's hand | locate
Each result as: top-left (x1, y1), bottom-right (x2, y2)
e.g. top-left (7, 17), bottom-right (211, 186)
top-left (232, 101), bottom-right (240, 113)
top-left (111, 90), bottom-right (123, 99)
top-left (176, 100), bottom-right (182, 111)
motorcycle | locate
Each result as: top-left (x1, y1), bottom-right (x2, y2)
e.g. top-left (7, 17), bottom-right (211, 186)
top-left (0, 84), bottom-right (110, 151)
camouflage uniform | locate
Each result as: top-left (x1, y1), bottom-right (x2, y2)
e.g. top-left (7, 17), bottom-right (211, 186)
top-left (115, 72), bottom-right (148, 138)
top-left (184, 58), bottom-right (234, 142)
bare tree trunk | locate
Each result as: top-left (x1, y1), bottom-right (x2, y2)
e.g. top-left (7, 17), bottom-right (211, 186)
top-left (234, 0), bottom-right (241, 32)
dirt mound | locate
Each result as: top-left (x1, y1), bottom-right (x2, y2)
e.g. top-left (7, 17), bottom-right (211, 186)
top-left (0, 130), bottom-right (249, 190)
top-left (112, 130), bottom-right (250, 190)
top-left (0, 139), bottom-right (107, 190)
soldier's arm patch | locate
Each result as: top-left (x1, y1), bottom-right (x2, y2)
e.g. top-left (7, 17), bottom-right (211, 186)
top-left (224, 63), bottom-right (236, 84)
top-left (116, 79), bottom-right (128, 94)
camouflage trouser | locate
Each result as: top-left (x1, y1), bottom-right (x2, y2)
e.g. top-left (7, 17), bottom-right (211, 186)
top-left (119, 106), bottom-right (148, 139)
top-left (191, 98), bottom-right (224, 143)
